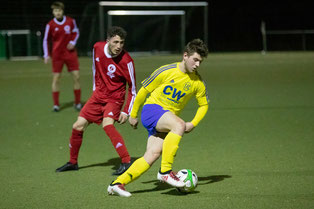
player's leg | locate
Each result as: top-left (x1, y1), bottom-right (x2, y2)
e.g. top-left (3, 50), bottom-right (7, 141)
top-left (52, 73), bottom-right (62, 111)
top-left (56, 116), bottom-right (90, 172)
top-left (138, 104), bottom-right (185, 187)
top-left (51, 59), bottom-right (64, 112)
top-left (102, 114), bottom-right (132, 175)
top-left (70, 70), bottom-right (81, 110)
top-left (155, 111), bottom-right (186, 183)
top-left (66, 52), bottom-right (81, 110)
top-left (107, 135), bottom-right (163, 197)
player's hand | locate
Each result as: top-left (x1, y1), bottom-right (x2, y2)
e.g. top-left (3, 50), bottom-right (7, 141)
top-left (129, 116), bottom-right (138, 129)
top-left (185, 122), bottom-right (195, 133)
top-left (44, 56), bottom-right (50, 64)
top-left (118, 113), bottom-right (128, 124)
top-left (67, 43), bottom-right (75, 50)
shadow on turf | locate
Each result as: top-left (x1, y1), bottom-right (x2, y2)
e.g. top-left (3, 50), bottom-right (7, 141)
top-left (56, 101), bottom-right (86, 112)
top-left (132, 175), bottom-right (231, 196)
top-left (198, 175), bottom-right (232, 185)
top-left (80, 158), bottom-right (231, 195)
top-left (78, 157), bottom-right (139, 172)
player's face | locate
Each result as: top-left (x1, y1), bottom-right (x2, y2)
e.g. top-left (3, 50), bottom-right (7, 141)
top-left (183, 52), bottom-right (203, 73)
top-left (107, 35), bottom-right (125, 57)
top-left (52, 8), bottom-right (64, 20)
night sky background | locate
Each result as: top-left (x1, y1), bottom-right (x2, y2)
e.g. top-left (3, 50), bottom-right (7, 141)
top-left (1, 0), bottom-right (314, 53)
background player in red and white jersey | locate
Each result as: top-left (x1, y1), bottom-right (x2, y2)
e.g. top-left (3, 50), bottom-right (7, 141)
top-left (56, 26), bottom-right (136, 175)
top-left (43, 1), bottom-right (81, 112)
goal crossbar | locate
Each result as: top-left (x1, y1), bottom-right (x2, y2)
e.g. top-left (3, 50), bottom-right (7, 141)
top-left (108, 10), bottom-right (185, 16)
top-left (99, 1), bottom-right (207, 7)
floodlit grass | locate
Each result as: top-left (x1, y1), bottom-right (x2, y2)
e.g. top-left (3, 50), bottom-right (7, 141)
top-left (0, 52), bottom-right (314, 208)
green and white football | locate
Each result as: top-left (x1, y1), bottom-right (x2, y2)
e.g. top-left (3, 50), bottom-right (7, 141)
top-left (176, 169), bottom-right (198, 193)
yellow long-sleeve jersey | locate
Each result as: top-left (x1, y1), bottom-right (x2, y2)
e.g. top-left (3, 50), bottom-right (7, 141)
top-left (142, 62), bottom-right (209, 114)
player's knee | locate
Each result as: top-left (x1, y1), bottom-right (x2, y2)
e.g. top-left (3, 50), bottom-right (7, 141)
top-left (74, 74), bottom-right (80, 81)
top-left (52, 76), bottom-right (61, 84)
top-left (173, 119), bottom-right (186, 135)
top-left (72, 121), bottom-right (85, 131)
top-left (102, 117), bottom-right (114, 128)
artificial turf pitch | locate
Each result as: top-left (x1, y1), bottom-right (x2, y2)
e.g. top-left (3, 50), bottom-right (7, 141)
top-left (0, 52), bottom-right (313, 208)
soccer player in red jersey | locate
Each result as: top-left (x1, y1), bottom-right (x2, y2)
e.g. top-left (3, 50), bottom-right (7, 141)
top-left (56, 26), bottom-right (136, 175)
top-left (43, 1), bottom-right (81, 112)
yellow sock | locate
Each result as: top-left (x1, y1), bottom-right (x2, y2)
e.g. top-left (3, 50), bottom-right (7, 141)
top-left (160, 132), bottom-right (182, 173)
top-left (112, 157), bottom-right (150, 185)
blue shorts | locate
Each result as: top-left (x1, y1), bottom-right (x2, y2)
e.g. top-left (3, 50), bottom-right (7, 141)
top-left (141, 104), bottom-right (169, 137)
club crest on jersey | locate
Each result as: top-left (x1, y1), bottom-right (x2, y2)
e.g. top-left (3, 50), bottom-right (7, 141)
top-left (64, 25), bottom-right (71, 34)
top-left (107, 64), bottom-right (116, 78)
top-left (183, 82), bottom-right (191, 91)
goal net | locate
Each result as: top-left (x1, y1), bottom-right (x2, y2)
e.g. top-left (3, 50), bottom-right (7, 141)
top-left (0, 30), bottom-right (42, 60)
top-left (261, 21), bottom-right (314, 52)
top-left (95, 1), bottom-right (208, 54)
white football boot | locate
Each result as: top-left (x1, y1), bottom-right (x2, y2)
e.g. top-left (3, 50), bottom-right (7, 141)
top-left (157, 170), bottom-right (185, 187)
top-left (107, 183), bottom-right (131, 197)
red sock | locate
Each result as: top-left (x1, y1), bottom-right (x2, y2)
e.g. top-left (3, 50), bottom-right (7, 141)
top-left (69, 129), bottom-right (83, 164)
top-left (74, 89), bottom-right (81, 105)
top-left (103, 125), bottom-right (131, 163)
top-left (52, 91), bottom-right (60, 106)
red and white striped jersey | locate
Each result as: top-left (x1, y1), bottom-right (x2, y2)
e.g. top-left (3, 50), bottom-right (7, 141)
top-left (92, 41), bottom-right (136, 115)
top-left (43, 16), bottom-right (79, 59)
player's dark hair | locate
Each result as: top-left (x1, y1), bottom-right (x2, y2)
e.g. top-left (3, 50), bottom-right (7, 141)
top-left (107, 26), bottom-right (127, 40)
top-left (51, 1), bottom-right (65, 10)
top-left (184, 39), bottom-right (209, 58)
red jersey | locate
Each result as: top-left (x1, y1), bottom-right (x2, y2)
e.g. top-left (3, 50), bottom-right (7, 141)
top-left (43, 16), bottom-right (79, 59)
top-left (92, 41), bottom-right (136, 115)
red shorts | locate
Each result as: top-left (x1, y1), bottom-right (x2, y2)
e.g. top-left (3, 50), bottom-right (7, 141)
top-left (52, 50), bottom-right (79, 73)
top-left (79, 96), bottom-right (123, 125)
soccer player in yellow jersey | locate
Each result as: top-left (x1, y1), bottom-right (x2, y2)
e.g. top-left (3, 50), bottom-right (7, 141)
top-left (107, 39), bottom-right (209, 197)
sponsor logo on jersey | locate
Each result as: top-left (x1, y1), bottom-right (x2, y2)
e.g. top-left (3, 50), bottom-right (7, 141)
top-left (64, 25), bottom-right (71, 34)
top-left (107, 64), bottom-right (116, 78)
top-left (95, 57), bottom-right (99, 62)
top-left (170, 79), bottom-right (174, 83)
top-left (108, 112), bottom-right (114, 116)
top-left (55, 27), bottom-right (59, 31)
top-left (163, 85), bottom-right (186, 102)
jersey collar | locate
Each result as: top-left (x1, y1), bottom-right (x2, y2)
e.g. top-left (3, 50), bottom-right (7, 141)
top-left (104, 42), bottom-right (112, 58)
top-left (53, 16), bottom-right (66, 25)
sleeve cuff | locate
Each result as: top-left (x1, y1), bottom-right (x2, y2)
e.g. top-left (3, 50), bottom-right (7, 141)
top-left (69, 41), bottom-right (76, 46)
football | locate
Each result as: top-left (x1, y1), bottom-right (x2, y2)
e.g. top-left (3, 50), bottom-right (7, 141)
top-left (176, 169), bottom-right (198, 193)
